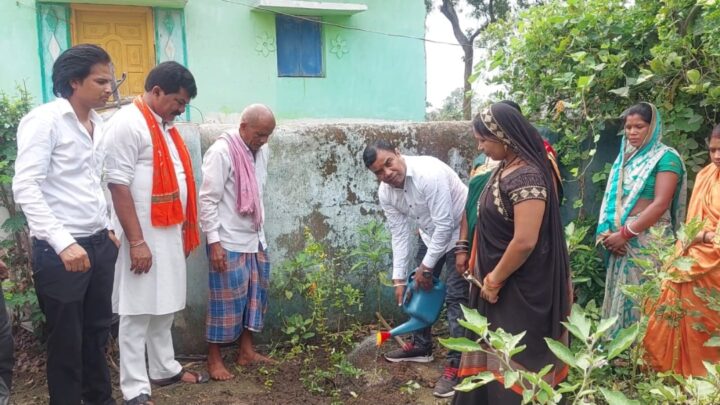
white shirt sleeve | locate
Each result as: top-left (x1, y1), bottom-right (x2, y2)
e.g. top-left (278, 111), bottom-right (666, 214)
top-left (199, 144), bottom-right (230, 245)
top-left (379, 188), bottom-right (412, 281)
top-left (419, 174), bottom-right (455, 269)
top-left (104, 116), bottom-right (142, 186)
top-left (13, 115), bottom-right (76, 254)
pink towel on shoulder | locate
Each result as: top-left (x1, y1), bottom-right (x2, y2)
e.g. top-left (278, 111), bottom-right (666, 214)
top-left (220, 130), bottom-right (263, 230)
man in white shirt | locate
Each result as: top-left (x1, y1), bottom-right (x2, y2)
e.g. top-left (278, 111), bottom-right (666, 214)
top-left (103, 61), bottom-right (207, 405)
top-left (12, 44), bottom-right (119, 405)
top-left (363, 140), bottom-right (469, 398)
top-left (199, 104), bottom-right (276, 381)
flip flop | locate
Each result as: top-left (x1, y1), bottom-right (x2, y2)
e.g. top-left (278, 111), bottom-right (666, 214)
top-left (124, 393), bottom-right (154, 405)
top-left (150, 369), bottom-right (209, 387)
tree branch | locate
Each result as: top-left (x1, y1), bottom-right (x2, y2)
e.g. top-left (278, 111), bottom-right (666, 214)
top-left (440, 0), bottom-right (472, 48)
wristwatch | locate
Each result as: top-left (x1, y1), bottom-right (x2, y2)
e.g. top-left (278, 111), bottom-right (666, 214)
top-left (422, 270), bottom-right (433, 279)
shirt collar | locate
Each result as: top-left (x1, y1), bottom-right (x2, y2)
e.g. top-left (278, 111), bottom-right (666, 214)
top-left (403, 155), bottom-right (416, 181)
top-left (56, 97), bottom-right (103, 126)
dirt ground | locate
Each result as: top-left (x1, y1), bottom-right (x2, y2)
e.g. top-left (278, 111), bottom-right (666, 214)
top-left (9, 328), bottom-right (455, 405)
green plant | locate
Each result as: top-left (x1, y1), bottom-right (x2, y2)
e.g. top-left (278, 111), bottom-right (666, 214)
top-left (2, 280), bottom-right (43, 334)
top-left (281, 313), bottom-right (315, 348)
top-left (441, 304), bottom-right (639, 404)
top-left (346, 220), bottom-right (392, 281)
top-left (399, 380), bottom-right (421, 395)
top-left (0, 87), bottom-right (39, 332)
top-left (565, 221), bottom-right (605, 305)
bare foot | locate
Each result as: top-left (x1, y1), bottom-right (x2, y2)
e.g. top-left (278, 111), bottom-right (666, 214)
top-left (208, 359), bottom-right (235, 381)
top-left (237, 351), bottom-right (276, 366)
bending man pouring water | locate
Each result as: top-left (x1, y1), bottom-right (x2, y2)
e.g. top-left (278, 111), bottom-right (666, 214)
top-left (362, 140), bottom-right (469, 398)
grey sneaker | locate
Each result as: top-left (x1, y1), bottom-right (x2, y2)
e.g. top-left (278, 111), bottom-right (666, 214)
top-left (383, 343), bottom-right (434, 363)
top-left (432, 366), bottom-right (459, 398)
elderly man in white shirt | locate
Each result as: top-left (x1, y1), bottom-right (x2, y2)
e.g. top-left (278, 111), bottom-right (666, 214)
top-left (12, 44), bottom-right (119, 405)
top-left (363, 139), bottom-right (469, 398)
top-left (199, 104), bottom-right (276, 381)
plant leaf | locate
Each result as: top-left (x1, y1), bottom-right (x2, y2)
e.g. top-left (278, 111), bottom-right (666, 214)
top-left (454, 371), bottom-right (495, 392)
top-left (544, 338), bottom-right (577, 367)
top-left (607, 323), bottom-right (639, 360)
top-left (600, 388), bottom-right (641, 405)
top-left (439, 337), bottom-right (483, 352)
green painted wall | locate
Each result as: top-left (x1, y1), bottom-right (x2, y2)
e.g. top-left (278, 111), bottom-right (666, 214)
top-left (0, 0), bottom-right (426, 121)
top-left (184, 0), bottom-right (427, 121)
top-left (0, 1), bottom-right (43, 101)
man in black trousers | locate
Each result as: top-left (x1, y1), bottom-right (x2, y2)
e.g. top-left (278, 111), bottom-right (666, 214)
top-left (12, 44), bottom-right (120, 405)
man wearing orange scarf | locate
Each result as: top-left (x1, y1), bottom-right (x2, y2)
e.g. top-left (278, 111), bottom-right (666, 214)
top-left (103, 62), bottom-right (205, 405)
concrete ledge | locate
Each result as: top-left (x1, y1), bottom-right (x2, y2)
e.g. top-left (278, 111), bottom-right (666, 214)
top-left (252, 0), bottom-right (368, 16)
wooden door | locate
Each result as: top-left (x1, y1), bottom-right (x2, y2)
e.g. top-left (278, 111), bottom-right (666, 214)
top-left (71, 4), bottom-right (155, 98)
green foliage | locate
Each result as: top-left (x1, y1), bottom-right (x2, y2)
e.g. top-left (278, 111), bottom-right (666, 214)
top-left (445, 219), bottom-right (720, 403)
top-left (2, 281), bottom-right (43, 335)
top-left (273, 226), bottom-right (372, 398)
top-left (0, 87), bottom-right (38, 332)
top-left (481, 0), bottom-right (720, 218)
top-left (565, 221), bottom-right (605, 305)
top-left (426, 87), bottom-right (470, 121)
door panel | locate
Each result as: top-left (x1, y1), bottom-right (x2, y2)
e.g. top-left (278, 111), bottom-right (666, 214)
top-left (72, 4), bottom-right (155, 98)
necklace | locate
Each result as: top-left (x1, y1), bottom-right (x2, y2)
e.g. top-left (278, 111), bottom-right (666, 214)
top-left (502, 154), bottom-right (521, 170)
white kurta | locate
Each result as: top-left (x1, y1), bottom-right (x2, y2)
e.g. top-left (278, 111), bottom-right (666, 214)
top-left (103, 104), bottom-right (188, 316)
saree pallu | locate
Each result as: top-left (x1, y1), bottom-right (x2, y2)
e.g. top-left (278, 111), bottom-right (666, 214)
top-left (454, 166), bottom-right (570, 405)
top-left (601, 213), bottom-right (672, 337)
top-left (644, 164), bottom-right (720, 376)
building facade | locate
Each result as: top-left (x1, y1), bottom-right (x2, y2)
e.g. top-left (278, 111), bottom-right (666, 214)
top-left (0, 0), bottom-right (427, 121)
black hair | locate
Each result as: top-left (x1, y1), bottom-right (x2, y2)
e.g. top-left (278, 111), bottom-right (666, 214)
top-left (499, 100), bottom-right (522, 115)
top-left (621, 103), bottom-right (653, 125)
top-left (362, 140), bottom-right (396, 168)
top-left (710, 124), bottom-right (720, 141)
top-left (52, 44), bottom-right (111, 99)
top-left (144, 61), bottom-right (197, 99)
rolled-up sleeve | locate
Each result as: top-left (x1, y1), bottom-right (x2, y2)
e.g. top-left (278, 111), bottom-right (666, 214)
top-left (13, 115), bottom-right (75, 254)
top-left (420, 175), bottom-right (455, 269)
top-left (104, 120), bottom-right (141, 186)
top-left (380, 188), bottom-right (412, 281)
top-left (199, 144), bottom-right (230, 245)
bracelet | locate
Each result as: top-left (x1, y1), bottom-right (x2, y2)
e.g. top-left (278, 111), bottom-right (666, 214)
top-left (129, 240), bottom-right (146, 248)
top-left (620, 225), bottom-right (635, 240)
top-left (455, 240), bottom-right (470, 247)
top-left (483, 273), bottom-right (504, 289)
top-left (626, 222), bottom-right (640, 236)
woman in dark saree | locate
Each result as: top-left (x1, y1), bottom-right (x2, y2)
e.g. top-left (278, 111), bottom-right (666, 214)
top-left (453, 103), bottom-right (571, 404)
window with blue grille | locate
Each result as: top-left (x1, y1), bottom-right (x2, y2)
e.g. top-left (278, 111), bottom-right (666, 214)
top-left (275, 15), bottom-right (324, 77)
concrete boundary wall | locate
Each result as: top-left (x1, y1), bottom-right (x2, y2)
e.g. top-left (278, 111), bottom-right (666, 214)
top-left (172, 120), bottom-right (476, 353)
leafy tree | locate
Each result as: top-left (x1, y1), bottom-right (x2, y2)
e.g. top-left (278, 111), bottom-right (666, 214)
top-left (427, 0), bottom-right (539, 119)
top-left (426, 87), bottom-right (466, 121)
top-left (480, 0), bottom-right (720, 216)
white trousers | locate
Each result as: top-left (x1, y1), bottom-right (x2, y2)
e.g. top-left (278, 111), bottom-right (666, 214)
top-left (119, 313), bottom-right (183, 400)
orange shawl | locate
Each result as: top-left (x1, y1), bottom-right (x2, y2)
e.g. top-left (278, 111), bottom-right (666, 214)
top-left (133, 96), bottom-right (200, 256)
top-left (644, 163), bottom-right (720, 376)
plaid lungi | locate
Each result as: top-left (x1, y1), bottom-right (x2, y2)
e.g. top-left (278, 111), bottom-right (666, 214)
top-left (206, 244), bottom-right (270, 343)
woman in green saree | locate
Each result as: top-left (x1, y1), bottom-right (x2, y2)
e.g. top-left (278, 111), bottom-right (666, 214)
top-left (597, 102), bottom-right (686, 336)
